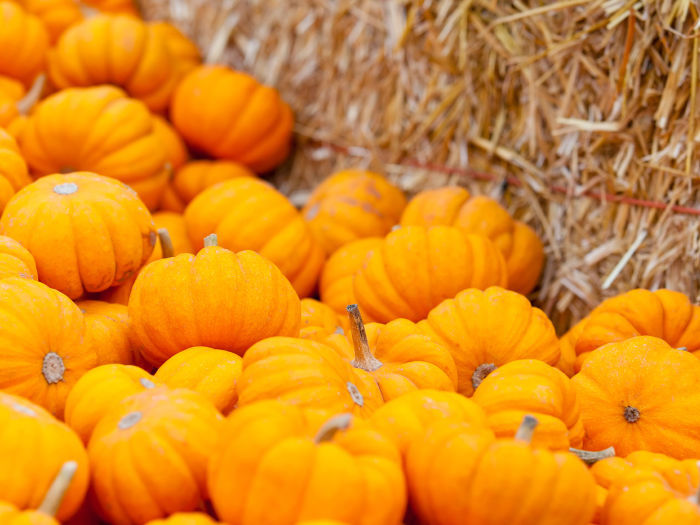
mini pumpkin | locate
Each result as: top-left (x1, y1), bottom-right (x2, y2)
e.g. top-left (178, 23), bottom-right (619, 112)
top-left (557, 318), bottom-right (584, 377)
top-left (207, 402), bottom-right (406, 525)
top-left (0, 234), bottom-right (36, 279)
top-left (0, 391), bottom-right (89, 521)
top-left (302, 170), bottom-right (407, 254)
top-left (401, 187), bottom-right (545, 295)
top-left (0, 2), bottom-right (49, 87)
top-left (0, 277), bottom-right (96, 417)
top-left (300, 298), bottom-right (343, 340)
top-left (128, 234), bottom-right (301, 366)
top-left (354, 226), bottom-right (508, 323)
top-left (0, 172), bottom-right (156, 299)
top-left (154, 347), bottom-right (242, 414)
top-left (185, 178), bottom-right (325, 297)
top-left (472, 359), bottom-right (584, 450)
top-left (417, 286), bottom-right (560, 396)
top-left (77, 300), bottom-right (134, 366)
top-left (149, 21), bottom-right (201, 77)
top-left (171, 65), bottom-right (293, 172)
top-left (171, 160), bottom-right (254, 207)
top-left (13, 0), bottom-right (82, 43)
top-left (0, 127), bottom-right (31, 213)
top-left (572, 336), bottom-right (700, 458)
top-left (88, 387), bottom-right (223, 524)
top-left (48, 15), bottom-right (181, 112)
top-left (146, 514), bottom-right (220, 525)
top-left (152, 115), bottom-right (188, 172)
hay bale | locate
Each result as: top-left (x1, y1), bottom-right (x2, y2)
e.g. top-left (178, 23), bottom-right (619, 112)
top-left (141, 0), bottom-right (700, 331)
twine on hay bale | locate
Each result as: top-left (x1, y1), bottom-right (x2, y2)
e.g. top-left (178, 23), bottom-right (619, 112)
top-left (141, 0), bottom-right (700, 332)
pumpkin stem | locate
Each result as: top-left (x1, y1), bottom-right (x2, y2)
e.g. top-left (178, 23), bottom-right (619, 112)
top-left (203, 234), bottom-right (218, 247)
top-left (346, 304), bottom-right (383, 372)
top-left (38, 461), bottom-right (78, 517)
top-left (570, 446), bottom-right (616, 465)
top-left (313, 413), bottom-right (352, 444)
top-left (471, 363), bottom-right (497, 390)
top-left (16, 74), bottom-right (45, 115)
top-left (514, 415), bottom-right (538, 443)
top-left (157, 228), bottom-right (174, 258)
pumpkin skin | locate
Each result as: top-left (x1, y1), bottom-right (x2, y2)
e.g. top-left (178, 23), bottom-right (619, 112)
top-left (128, 239), bottom-right (301, 366)
top-left (154, 347), bottom-right (242, 414)
top-left (0, 2), bottom-right (49, 87)
top-left (185, 178), bottom-right (325, 297)
top-left (64, 364), bottom-right (157, 445)
top-left (472, 359), bottom-right (584, 449)
top-left (149, 21), bottom-right (201, 77)
top-left (400, 187), bottom-right (545, 295)
top-left (405, 418), bottom-right (597, 525)
top-left (0, 172), bottom-right (156, 299)
top-left (354, 226), bottom-right (508, 323)
top-left (80, 0), bottom-right (138, 15)
top-left (145, 514), bottom-right (220, 525)
top-left (152, 115), bottom-right (188, 172)
top-left (0, 391), bottom-right (89, 521)
top-left (300, 298), bottom-right (343, 340)
top-left (18, 86), bottom-right (169, 209)
top-left (572, 336), bottom-right (700, 459)
top-left (171, 65), bottom-right (293, 172)
top-left (417, 286), bottom-right (560, 396)
top-left (88, 387), bottom-right (223, 525)
top-left (236, 337), bottom-right (384, 418)
top-left (302, 170), bottom-right (407, 254)
top-left (48, 15), bottom-right (181, 112)
top-left (0, 234), bottom-right (37, 279)
top-left (13, 0), bottom-right (82, 43)
top-left (0, 503), bottom-right (60, 525)
top-left (0, 277), bottom-right (96, 418)
top-left (557, 319), bottom-right (583, 377)
top-left (172, 160), bottom-right (254, 206)
top-left (0, 127), bottom-right (31, 213)
top-left (77, 301), bottom-right (134, 366)
top-left (207, 401), bottom-right (406, 525)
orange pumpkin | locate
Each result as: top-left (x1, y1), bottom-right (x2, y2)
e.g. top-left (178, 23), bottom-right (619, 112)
top-left (401, 187), bottom-right (545, 295)
top-left (12, 0), bottom-right (82, 43)
top-left (557, 318), bottom-right (583, 377)
top-left (354, 226), bottom-right (508, 323)
top-left (0, 172), bottom-right (156, 299)
top-left (302, 170), bottom-right (407, 254)
top-left (171, 65), bottom-right (293, 172)
top-left (472, 359), bottom-right (584, 449)
top-left (0, 391), bottom-right (89, 521)
top-left (80, 0), bottom-right (138, 15)
top-left (48, 15), bottom-right (181, 112)
top-left (185, 178), bottom-right (325, 297)
top-left (64, 363), bottom-right (158, 445)
top-left (77, 300), bottom-right (134, 366)
top-left (154, 347), bottom-right (242, 414)
top-left (171, 160), bottom-right (254, 207)
top-left (0, 127), bottom-right (31, 212)
top-left (406, 415), bottom-right (597, 525)
top-left (152, 115), bottom-right (188, 172)
top-left (146, 514), bottom-right (220, 525)
top-left (300, 298), bottom-right (343, 340)
top-left (207, 402), bottom-right (406, 525)
top-left (149, 21), bottom-right (201, 77)
top-left (416, 286), bottom-right (560, 395)
top-left (0, 277), bottom-right (96, 417)
top-left (18, 86), bottom-right (170, 208)
top-left (572, 336), bottom-right (700, 459)
top-left (0, 235), bottom-right (36, 279)
top-left (0, 2), bottom-right (49, 87)
top-left (129, 235), bottom-right (301, 366)
top-left (236, 337), bottom-right (383, 418)
top-left (88, 387), bottom-right (223, 524)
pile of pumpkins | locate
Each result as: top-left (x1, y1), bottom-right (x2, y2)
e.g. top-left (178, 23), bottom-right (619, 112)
top-left (1, 1), bottom-right (700, 524)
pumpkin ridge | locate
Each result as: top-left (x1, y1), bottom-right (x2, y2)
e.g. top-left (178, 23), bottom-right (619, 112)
top-left (378, 241), bottom-right (419, 318)
top-left (219, 84), bottom-right (281, 156)
top-left (87, 199), bottom-right (120, 288)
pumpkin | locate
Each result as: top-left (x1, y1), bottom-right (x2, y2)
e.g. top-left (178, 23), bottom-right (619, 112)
top-left (572, 336), bottom-right (700, 459)
top-left (0, 74), bottom-right (43, 134)
top-left (0, 277), bottom-right (96, 417)
top-left (13, 0), bottom-right (82, 43)
top-left (18, 86), bottom-right (170, 209)
top-left (321, 305), bottom-right (458, 400)
top-left (77, 300), bottom-right (134, 366)
top-left (354, 226), bottom-right (508, 323)
top-left (400, 187), bottom-right (545, 295)
top-left (406, 415), bottom-right (597, 525)
top-left (152, 115), bottom-right (188, 172)
top-left (557, 318), bottom-right (583, 377)
top-left (64, 364), bottom-right (157, 445)
top-left (158, 183), bottom-right (186, 213)
top-left (150, 21), bottom-right (201, 77)
top-left (0, 172), bottom-right (156, 299)
top-left (236, 337), bottom-right (383, 418)
top-left (0, 127), bottom-right (31, 213)
top-left (302, 170), bottom-right (407, 254)
top-left (416, 286), bottom-right (560, 396)
top-left (154, 347), bottom-right (242, 414)
top-left (129, 234), bottom-right (301, 366)
top-left (145, 514), bottom-right (220, 525)
top-left (368, 389), bottom-right (487, 458)
top-left (171, 65), bottom-right (293, 172)
top-left (0, 391), bottom-right (89, 521)
top-left (0, 2), bottom-right (49, 87)
top-left (185, 178), bottom-right (325, 297)
top-left (300, 298), bottom-right (343, 340)
top-left (570, 289), bottom-right (700, 369)
top-left (48, 15), bottom-right (182, 112)
top-left (171, 160), bottom-right (254, 207)
top-left (0, 234), bottom-right (37, 280)
top-left (207, 402), bottom-right (406, 525)
top-left (88, 387), bottom-right (223, 524)
top-left (471, 359), bottom-right (584, 450)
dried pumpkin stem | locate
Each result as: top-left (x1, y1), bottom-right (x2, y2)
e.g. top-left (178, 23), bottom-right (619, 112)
top-left (157, 228), bottom-right (174, 258)
top-left (514, 415), bottom-right (538, 443)
top-left (346, 304), bottom-right (383, 372)
top-left (313, 413), bottom-right (352, 444)
top-left (38, 461), bottom-right (78, 517)
top-left (203, 234), bottom-right (218, 247)
top-left (569, 446), bottom-right (616, 464)
top-left (16, 74), bottom-right (45, 115)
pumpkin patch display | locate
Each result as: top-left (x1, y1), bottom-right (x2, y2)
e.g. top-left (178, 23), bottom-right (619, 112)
top-left (0, 234), bottom-right (37, 280)
top-left (0, 127), bottom-right (31, 213)
top-left (0, 2), bottom-right (49, 87)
